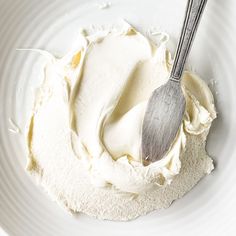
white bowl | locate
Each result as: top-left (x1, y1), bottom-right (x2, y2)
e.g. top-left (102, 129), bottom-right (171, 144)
top-left (1, 0), bottom-right (236, 235)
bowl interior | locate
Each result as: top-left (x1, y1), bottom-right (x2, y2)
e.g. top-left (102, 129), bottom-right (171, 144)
top-left (0, 0), bottom-right (236, 235)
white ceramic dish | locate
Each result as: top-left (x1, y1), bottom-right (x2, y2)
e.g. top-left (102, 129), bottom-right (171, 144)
top-left (0, 0), bottom-right (236, 235)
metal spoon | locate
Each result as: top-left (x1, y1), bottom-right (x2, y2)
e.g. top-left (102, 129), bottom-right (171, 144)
top-left (142, 0), bottom-right (208, 164)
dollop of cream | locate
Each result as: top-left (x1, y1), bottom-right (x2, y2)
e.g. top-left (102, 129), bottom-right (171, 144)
top-left (26, 22), bottom-right (216, 197)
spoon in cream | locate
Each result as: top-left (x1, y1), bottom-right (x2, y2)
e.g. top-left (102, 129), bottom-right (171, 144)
top-left (142, 0), bottom-right (208, 164)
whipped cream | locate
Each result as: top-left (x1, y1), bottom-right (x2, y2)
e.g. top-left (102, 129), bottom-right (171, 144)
top-left (26, 22), bottom-right (216, 220)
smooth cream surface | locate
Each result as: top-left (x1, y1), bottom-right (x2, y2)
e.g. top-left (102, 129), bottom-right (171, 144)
top-left (26, 22), bottom-right (216, 220)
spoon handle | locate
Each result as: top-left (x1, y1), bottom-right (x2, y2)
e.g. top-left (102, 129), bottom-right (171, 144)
top-left (170, 0), bottom-right (207, 81)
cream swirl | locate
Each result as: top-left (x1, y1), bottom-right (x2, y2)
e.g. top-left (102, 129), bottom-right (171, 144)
top-left (27, 22), bottom-right (216, 194)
